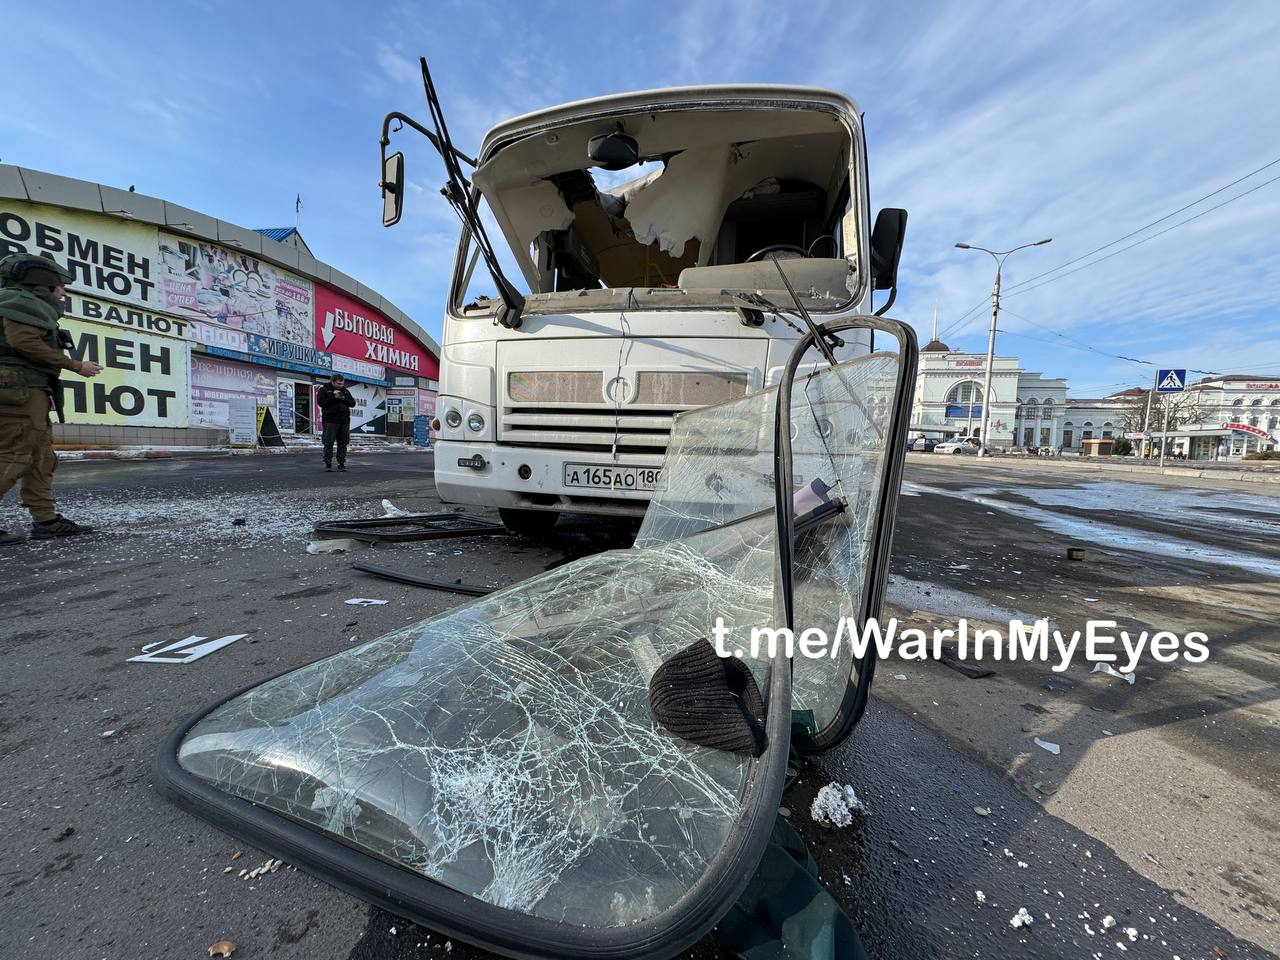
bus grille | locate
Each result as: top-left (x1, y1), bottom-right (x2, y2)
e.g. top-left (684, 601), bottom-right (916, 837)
top-left (501, 370), bottom-right (749, 452)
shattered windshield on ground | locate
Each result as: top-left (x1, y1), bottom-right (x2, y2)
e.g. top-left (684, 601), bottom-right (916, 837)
top-left (168, 343), bottom-right (903, 953)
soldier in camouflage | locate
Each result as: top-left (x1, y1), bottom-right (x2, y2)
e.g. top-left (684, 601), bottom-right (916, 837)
top-left (0, 253), bottom-right (103, 545)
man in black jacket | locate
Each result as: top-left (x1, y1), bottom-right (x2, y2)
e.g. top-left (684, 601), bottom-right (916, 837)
top-left (317, 374), bottom-right (356, 472)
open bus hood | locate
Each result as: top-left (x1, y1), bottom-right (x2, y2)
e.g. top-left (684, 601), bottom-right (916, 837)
top-left (156, 316), bottom-right (916, 959)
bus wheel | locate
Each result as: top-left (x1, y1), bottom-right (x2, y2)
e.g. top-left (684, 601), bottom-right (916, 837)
top-left (499, 508), bottom-right (559, 537)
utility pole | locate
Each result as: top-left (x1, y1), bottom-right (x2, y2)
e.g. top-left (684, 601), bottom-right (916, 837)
top-left (954, 238), bottom-right (1053, 456)
top-left (1140, 371), bottom-right (1155, 459)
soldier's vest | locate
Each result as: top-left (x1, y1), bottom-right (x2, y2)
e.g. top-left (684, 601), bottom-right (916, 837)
top-left (0, 287), bottom-right (64, 391)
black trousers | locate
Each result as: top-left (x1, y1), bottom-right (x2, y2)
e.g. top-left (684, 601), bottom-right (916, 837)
top-left (322, 420), bottom-right (350, 466)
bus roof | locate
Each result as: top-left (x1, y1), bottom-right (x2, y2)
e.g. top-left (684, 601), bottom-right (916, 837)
top-left (478, 84), bottom-right (862, 163)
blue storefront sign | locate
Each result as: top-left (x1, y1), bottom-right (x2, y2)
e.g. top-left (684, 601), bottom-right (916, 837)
top-left (413, 415), bottom-right (433, 448)
top-left (945, 404), bottom-right (982, 419)
top-left (247, 334), bottom-right (333, 370)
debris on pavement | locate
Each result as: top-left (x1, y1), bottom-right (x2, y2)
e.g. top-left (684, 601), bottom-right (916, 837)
top-left (207, 941), bottom-right (236, 958)
top-left (1092, 662), bottom-right (1136, 684)
top-left (127, 633), bottom-right (249, 665)
top-left (1033, 737), bottom-right (1061, 755)
top-left (307, 538), bottom-right (361, 554)
top-left (940, 648), bottom-right (995, 679)
top-left (352, 560), bottom-right (496, 596)
top-left (1009, 907), bottom-right (1034, 928)
top-left (344, 598), bottom-right (388, 606)
top-left (973, 805), bottom-right (990, 817)
top-left (1102, 915), bottom-right (1116, 929)
top-left (313, 512), bottom-right (505, 543)
top-left (381, 499), bottom-right (412, 517)
top-left (975, 890), bottom-right (987, 904)
top-left (810, 783), bottom-right (868, 827)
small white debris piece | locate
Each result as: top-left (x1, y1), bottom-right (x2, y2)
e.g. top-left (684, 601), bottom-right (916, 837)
top-left (389, 926), bottom-right (397, 936)
top-left (893, 673), bottom-right (908, 680)
top-left (222, 866), bottom-right (234, 874)
top-left (1034, 737), bottom-right (1061, 755)
top-left (1010, 907), bottom-right (1034, 929)
top-left (344, 598), bottom-right (388, 606)
top-left (1084, 597), bottom-right (1100, 603)
top-left (1102, 915), bottom-right (1116, 930)
top-left (810, 782), bottom-right (867, 827)
top-left (1085, 924), bottom-right (1096, 936)
top-left (1017, 861), bottom-right (1029, 869)
top-left (1116, 943), bottom-right (1127, 952)
top-left (101, 730), bottom-right (116, 738)
top-left (975, 890), bottom-right (987, 904)
top-left (1085, 850), bottom-right (1093, 858)
top-left (381, 499), bottom-right (411, 517)
top-left (1092, 662), bottom-right (1136, 685)
top-left (445, 942), bottom-right (453, 953)
top-left (1124, 927), bottom-right (1137, 942)
top-left (974, 806), bottom-right (991, 817)
top-left (1002, 848), bottom-right (1013, 858)
top-left (307, 538), bottom-right (359, 554)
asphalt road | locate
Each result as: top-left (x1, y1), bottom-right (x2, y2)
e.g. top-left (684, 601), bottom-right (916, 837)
top-left (1, 451), bottom-right (1275, 960)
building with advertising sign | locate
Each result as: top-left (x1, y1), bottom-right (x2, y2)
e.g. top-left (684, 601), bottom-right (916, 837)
top-left (0, 164), bottom-right (439, 448)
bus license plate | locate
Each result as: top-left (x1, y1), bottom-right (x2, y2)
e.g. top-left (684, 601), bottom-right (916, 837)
top-left (563, 463), bottom-right (660, 492)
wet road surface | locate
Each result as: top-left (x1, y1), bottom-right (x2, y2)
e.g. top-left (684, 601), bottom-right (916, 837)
top-left (1, 451), bottom-right (1275, 959)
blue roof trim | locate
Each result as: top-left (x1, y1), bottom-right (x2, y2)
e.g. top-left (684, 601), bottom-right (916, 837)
top-left (255, 227), bottom-right (300, 243)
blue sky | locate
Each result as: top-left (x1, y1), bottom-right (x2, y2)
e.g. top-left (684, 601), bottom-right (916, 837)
top-left (5, 1), bottom-right (1279, 396)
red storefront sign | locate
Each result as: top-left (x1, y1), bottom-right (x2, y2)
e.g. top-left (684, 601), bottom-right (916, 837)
top-left (1223, 421), bottom-right (1279, 443)
top-left (314, 285), bottom-right (437, 378)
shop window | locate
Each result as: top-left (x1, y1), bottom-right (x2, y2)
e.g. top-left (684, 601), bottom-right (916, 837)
top-left (1040, 427), bottom-right (1051, 446)
top-left (1063, 429), bottom-right (1073, 447)
top-left (1023, 428), bottom-right (1033, 445)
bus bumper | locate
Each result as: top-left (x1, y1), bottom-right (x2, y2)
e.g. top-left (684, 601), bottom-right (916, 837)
top-left (433, 441), bottom-right (664, 516)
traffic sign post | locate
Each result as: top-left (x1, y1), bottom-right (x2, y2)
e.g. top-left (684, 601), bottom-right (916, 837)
top-left (1143, 368), bottom-right (1187, 461)
top-left (1155, 368), bottom-right (1186, 466)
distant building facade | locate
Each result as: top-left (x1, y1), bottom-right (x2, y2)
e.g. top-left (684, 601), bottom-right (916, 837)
top-left (910, 332), bottom-right (1280, 458)
top-left (910, 335), bottom-right (1067, 448)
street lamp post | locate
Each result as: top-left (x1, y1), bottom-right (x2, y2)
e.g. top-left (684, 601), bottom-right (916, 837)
top-left (954, 238), bottom-right (1052, 455)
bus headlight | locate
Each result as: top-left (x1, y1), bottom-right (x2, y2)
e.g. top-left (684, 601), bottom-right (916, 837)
top-left (444, 409), bottom-right (462, 429)
top-left (467, 412), bottom-right (485, 433)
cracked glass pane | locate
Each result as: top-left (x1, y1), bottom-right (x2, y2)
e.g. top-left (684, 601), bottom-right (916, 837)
top-left (172, 347), bottom-right (899, 936)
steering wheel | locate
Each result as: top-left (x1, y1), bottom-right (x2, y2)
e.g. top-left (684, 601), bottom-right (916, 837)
top-left (745, 244), bottom-right (807, 263)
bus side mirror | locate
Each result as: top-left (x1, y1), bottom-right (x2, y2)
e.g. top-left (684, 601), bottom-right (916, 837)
top-left (870, 208), bottom-right (907, 290)
top-left (381, 151), bottom-right (405, 227)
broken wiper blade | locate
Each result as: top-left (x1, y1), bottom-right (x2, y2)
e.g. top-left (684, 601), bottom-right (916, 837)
top-left (731, 291), bottom-right (845, 347)
top-left (418, 56), bottom-right (525, 327)
top-left (768, 256), bottom-right (838, 367)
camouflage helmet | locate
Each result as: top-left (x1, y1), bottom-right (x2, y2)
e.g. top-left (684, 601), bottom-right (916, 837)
top-left (0, 253), bottom-right (74, 290)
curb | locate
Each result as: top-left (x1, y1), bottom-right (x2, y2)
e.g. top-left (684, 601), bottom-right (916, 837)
top-left (57, 445), bottom-right (431, 463)
top-left (906, 451), bottom-right (1280, 486)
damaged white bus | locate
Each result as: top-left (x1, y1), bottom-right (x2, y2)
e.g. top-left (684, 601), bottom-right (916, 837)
top-left (380, 62), bottom-right (907, 535)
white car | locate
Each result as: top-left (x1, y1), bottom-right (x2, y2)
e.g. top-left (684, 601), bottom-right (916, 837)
top-left (934, 437), bottom-right (981, 455)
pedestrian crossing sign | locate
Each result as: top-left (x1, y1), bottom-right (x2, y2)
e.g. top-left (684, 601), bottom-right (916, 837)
top-left (1156, 368), bottom-right (1186, 393)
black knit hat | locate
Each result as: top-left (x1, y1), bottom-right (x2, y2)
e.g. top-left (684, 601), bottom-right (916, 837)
top-left (648, 639), bottom-right (766, 756)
